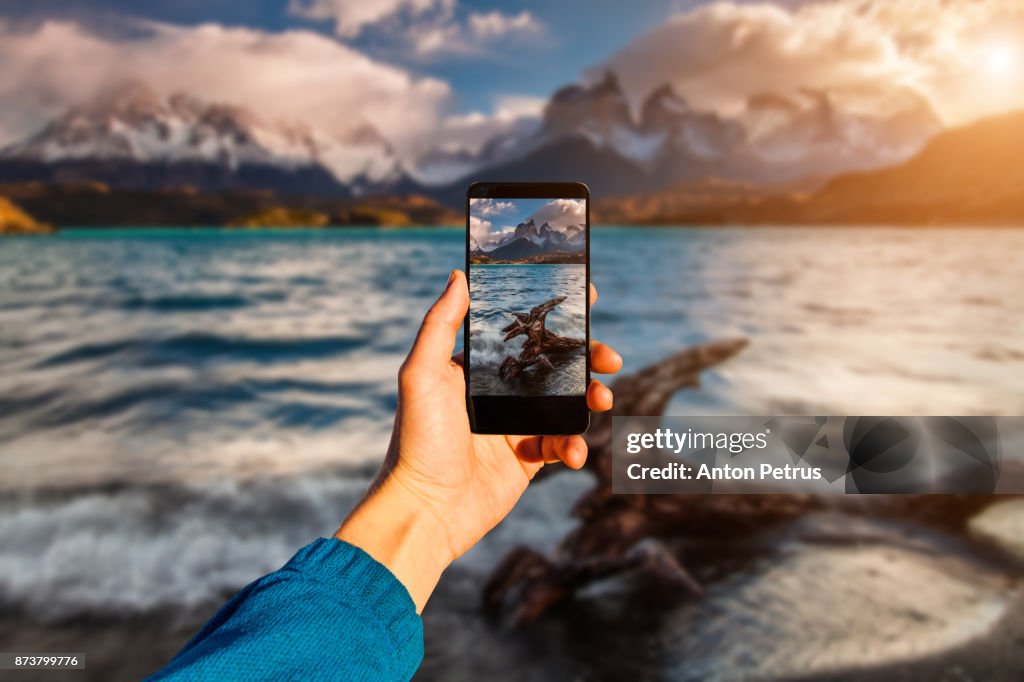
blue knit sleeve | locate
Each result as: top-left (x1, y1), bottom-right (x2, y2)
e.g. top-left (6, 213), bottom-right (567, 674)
top-left (147, 538), bottom-right (424, 681)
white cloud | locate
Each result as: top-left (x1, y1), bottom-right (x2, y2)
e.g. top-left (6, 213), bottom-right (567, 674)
top-left (428, 94), bottom-right (544, 155)
top-left (0, 19), bottom-right (451, 155)
top-left (288, 0), bottom-right (452, 38)
top-left (408, 10), bottom-right (544, 58)
top-left (469, 214), bottom-right (491, 233)
top-left (469, 200), bottom-right (521, 247)
top-left (468, 212), bottom-right (511, 248)
top-left (527, 199), bottom-right (585, 230)
top-left (289, 0), bottom-right (544, 59)
top-left (467, 11), bottom-right (542, 40)
top-left (590, 0), bottom-right (1024, 125)
top-left (471, 198), bottom-right (516, 217)
top-left (492, 95), bottom-right (546, 120)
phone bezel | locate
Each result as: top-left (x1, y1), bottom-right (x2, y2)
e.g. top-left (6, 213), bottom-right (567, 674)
top-left (464, 181), bottom-right (591, 435)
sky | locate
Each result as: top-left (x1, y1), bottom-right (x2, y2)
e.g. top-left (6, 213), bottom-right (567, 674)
top-left (2, 1), bottom-right (1024, 158)
top-left (470, 197), bottom-right (585, 249)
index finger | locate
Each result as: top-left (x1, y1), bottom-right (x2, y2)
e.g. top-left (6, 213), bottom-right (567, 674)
top-left (590, 283), bottom-right (597, 306)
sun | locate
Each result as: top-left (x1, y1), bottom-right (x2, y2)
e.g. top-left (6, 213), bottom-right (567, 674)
top-left (984, 44), bottom-right (1018, 76)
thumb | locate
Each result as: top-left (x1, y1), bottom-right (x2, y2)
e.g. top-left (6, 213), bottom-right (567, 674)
top-left (406, 270), bottom-right (468, 369)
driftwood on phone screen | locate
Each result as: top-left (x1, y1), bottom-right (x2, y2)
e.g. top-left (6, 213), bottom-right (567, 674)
top-left (498, 296), bottom-right (585, 380)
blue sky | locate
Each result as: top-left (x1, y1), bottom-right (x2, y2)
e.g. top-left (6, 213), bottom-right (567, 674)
top-left (1, 0), bottom-right (698, 114)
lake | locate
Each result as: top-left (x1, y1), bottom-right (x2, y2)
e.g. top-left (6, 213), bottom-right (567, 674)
top-left (0, 226), bottom-right (1022, 679)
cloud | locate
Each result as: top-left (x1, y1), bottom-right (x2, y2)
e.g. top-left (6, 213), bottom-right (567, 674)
top-left (471, 198), bottom-right (516, 217)
top-left (432, 94), bottom-right (545, 154)
top-left (467, 11), bottom-right (542, 40)
top-left (590, 0), bottom-right (1024, 125)
top-left (492, 95), bottom-right (547, 120)
top-left (468, 212), bottom-right (514, 249)
top-left (527, 199), bottom-right (585, 230)
top-left (0, 19), bottom-right (451, 154)
top-left (288, 0), bottom-right (451, 38)
top-left (469, 200), bottom-right (522, 248)
top-left (289, 0), bottom-right (543, 59)
top-left (406, 10), bottom-right (544, 58)
top-left (468, 214), bottom-right (491, 234)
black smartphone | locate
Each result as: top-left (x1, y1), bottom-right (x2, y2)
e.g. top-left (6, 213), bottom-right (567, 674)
top-left (465, 181), bottom-right (590, 435)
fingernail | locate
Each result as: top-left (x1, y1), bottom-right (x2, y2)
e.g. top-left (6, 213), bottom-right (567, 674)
top-left (444, 270), bottom-right (456, 292)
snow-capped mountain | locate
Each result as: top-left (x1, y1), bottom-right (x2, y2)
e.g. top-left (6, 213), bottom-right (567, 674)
top-left (0, 81), bottom-right (403, 195)
top-left (481, 218), bottom-right (585, 255)
top-left (0, 74), bottom-right (945, 204)
top-left (426, 72), bottom-right (943, 200)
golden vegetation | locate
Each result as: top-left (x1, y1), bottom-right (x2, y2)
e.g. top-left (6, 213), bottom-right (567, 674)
top-left (0, 184), bottom-right (460, 228)
top-left (0, 196), bottom-right (53, 235)
top-left (231, 207), bottom-right (330, 228)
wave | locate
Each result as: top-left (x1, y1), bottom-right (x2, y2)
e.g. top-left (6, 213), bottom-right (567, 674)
top-left (0, 376), bottom-right (395, 433)
top-left (0, 474), bottom-right (371, 620)
top-left (0, 469), bottom-right (592, 622)
top-left (119, 294), bottom-right (251, 312)
top-left (468, 333), bottom-right (521, 368)
top-left (35, 332), bottom-right (366, 369)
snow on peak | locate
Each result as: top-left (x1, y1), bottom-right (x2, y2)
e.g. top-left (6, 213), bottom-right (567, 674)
top-left (0, 81), bottom-right (401, 186)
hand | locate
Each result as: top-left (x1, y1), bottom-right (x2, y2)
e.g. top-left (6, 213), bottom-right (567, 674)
top-left (336, 270), bottom-right (622, 611)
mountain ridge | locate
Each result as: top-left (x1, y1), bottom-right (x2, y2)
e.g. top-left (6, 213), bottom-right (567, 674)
top-left (429, 72), bottom-right (943, 203)
top-left (594, 108), bottom-right (1024, 226)
top-left (6, 106), bottom-right (1023, 228)
top-left (0, 81), bottom-right (404, 197)
top-left (0, 74), bottom-right (945, 206)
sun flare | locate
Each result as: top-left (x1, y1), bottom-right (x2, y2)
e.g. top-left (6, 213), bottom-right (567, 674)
top-left (984, 44), bottom-right (1018, 77)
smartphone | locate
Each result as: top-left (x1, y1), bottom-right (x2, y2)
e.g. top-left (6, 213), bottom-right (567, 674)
top-left (465, 181), bottom-right (590, 435)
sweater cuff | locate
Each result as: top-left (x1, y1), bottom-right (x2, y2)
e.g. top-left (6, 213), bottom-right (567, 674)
top-left (281, 538), bottom-right (422, 650)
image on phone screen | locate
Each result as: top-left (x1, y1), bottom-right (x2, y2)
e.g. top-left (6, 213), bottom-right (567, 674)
top-left (468, 196), bottom-right (587, 398)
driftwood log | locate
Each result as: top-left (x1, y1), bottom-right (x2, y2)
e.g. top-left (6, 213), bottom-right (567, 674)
top-left (484, 338), bottom-right (753, 623)
top-left (481, 339), bottom-right (1009, 625)
top-left (499, 296), bottom-right (585, 380)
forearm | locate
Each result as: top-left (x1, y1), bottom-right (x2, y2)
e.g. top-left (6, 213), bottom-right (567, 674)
top-left (335, 474), bottom-right (455, 613)
top-left (150, 539), bottom-right (424, 681)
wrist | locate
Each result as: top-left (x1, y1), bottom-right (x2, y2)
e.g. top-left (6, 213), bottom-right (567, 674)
top-left (335, 474), bottom-right (455, 613)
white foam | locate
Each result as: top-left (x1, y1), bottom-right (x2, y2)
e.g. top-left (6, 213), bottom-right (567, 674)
top-left (0, 475), bottom-right (370, 620)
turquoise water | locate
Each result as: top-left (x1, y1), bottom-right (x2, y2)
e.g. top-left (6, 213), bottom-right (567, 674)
top-left (2, 225), bottom-right (1023, 488)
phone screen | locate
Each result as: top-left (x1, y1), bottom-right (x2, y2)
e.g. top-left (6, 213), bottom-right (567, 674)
top-left (467, 196), bottom-right (588, 400)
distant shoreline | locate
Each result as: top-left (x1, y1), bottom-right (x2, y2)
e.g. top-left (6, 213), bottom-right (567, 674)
top-left (469, 261), bottom-right (584, 266)
top-left (39, 223), bottom-right (1024, 232)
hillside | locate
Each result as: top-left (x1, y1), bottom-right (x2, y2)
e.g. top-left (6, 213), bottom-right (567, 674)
top-left (471, 250), bottom-right (586, 265)
top-left (596, 109), bottom-right (1024, 226)
top-left (0, 182), bottom-right (459, 228)
top-left (0, 196), bottom-right (52, 234)
top-left (805, 109), bottom-right (1024, 224)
